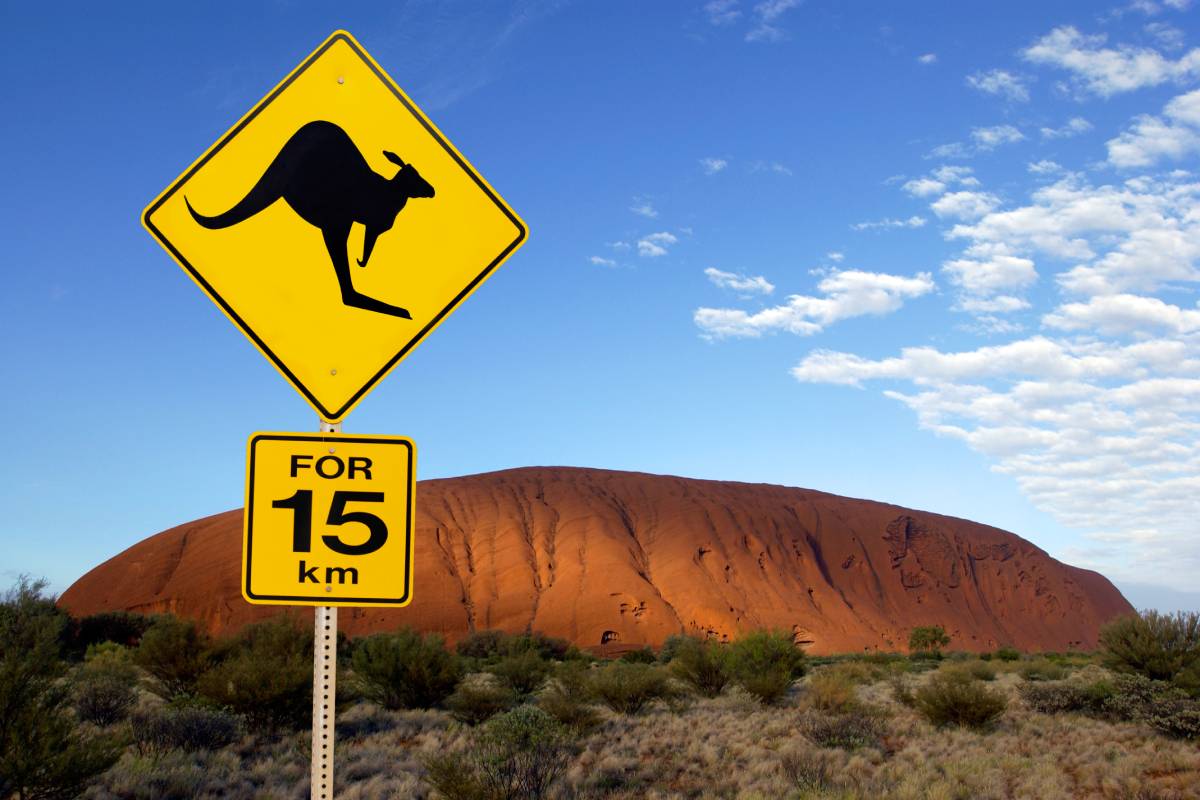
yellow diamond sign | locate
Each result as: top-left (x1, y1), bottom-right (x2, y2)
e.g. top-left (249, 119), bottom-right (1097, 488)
top-left (143, 31), bottom-right (527, 422)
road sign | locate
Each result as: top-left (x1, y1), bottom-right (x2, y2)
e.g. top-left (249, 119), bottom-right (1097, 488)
top-left (143, 30), bottom-right (527, 422)
top-left (243, 431), bottom-right (415, 606)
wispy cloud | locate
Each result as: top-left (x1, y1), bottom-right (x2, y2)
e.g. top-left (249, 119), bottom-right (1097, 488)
top-left (705, 267), bottom-right (775, 295)
top-left (638, 231), bottom-right (678, 257)
top-left (590, 255), bottom-right (617, 267)
top-left (696, 269), bottom-right (934, 338)
top-left (972, 124), bottom-right (1026, 150)
top-left (967, 69), bottom-right (1031, 102)
top-left (630, 198), bottom-right (658, 218)
top-left (1022, 25), bottom-right (1200, 97)
top-left (704, 0), bottom-right (742, 25)
top-left (918, 53), bottom-right (938, 65)
top-left (852, 215), bottom-right (928, 231)
top-left (700, 157), bottom-right (729, 174)
top-left (745, 0), bottom-right (803, 43)
top-left (1040, 117), bottom-right (1092, 139)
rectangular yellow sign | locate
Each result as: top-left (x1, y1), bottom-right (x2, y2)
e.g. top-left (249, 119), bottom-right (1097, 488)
top-left (243, 432), bottom-right (415, 606)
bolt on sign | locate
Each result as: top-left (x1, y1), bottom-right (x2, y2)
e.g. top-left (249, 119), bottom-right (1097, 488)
top-left (142, 30), bottom-right (527, 422)
top-left (244, 432), bottom-right (415, 606)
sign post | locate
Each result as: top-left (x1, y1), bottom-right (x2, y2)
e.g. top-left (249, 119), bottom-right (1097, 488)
top-left (142, 29), bottom-right (527, 798)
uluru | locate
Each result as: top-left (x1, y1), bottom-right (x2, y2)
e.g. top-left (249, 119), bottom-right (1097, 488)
top-left (59, 467), bottom-right (1132, 654)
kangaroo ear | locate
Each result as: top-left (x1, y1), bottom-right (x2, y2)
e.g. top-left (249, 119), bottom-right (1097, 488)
top-left (383, 151), bottom-right (406, 168)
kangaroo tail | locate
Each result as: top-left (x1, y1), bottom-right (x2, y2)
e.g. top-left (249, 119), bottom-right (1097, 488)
top-left (185, 165), bottom-right (284, 229)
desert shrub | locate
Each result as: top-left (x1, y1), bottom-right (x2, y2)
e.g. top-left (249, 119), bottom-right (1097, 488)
top-left (194, 616), bottom-right (311, 732)
top-left (778, 747), bottom-right (840, 794)
top-left (798, 707), bottom-right (889, 750)
top-left (130, 702), bottom-right (242, 755)
top-left (487, 649), bottom-right (552, 695)
top-left (964, 660), bottom-right (997, 681)
top-left (351, 628), bottom-right (462, 710)
top-left (73, 654), bottom-right (138, 726)
top-left (909, 625), bottom-right (951, 656)
top-left (1019, 680), bottom-right (1095, 714)
top-left (913, 670), bottom-right (1007, 729)
top-left (824, 660), bottom-right (886, 685)
top-left (134, 615), bottom-right (210, 699)
top-left (0, 578), bottom-right (123, 800)
top-left (587, 661), bottom-right (674, 715)
top-left (504, 632), bottom-right (572, 662)
top-left (668, 636), bottom-right (732, 698)
top-left (658, 634), bottom-right (693, 664)
top-left (68, 610), bottom-right (153, 657)
top-left (457, 629), bottom-right (508, 661)
top-left (538, 662), bottom-right (600, 732)
top-left (728, 630), bottom-right (806, 705)
top-left (1019, 659), bottom-right (1068, 682)
top-left (993, 646), bottom-right (1021, 662)
top-left (890, 674), bottom-right (917, 708)
top-left (804, 671), bottom-right (859, 713)
top-left (1147, 697), bottom-right (1200, 740)
top-left (620, 646), bottom-right (657, 664)
top-left (1101, 610), bottom-right (1200, 691)
top-left (423, 706), bottom-right (573, 800)
top-left (446, 674), bottom-right (518, 726)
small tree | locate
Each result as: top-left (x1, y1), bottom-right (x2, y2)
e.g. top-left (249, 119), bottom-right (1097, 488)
top-left (587, 661), bottom-right (674, 715)
top-left (487, 649), bottom-right (552, 696)
top-left (728, 630), bottom-right (806, 705)
top-left (909, 626), bottom-right (951, 656)
top-left (914, 670), bottom-right (1006, 729)
top-left (351, 628), bottom-right (462, 710)
top-left (195, 616), bottom-right (312, 732)
top-left (668, 636), bottom-right (733, 698)
top-left (134, 614), bottom-right (210, 698)
top-left (1100, 610), bottom-right (1200, 690)
top-left (0, 578), bottom-right (122, 800)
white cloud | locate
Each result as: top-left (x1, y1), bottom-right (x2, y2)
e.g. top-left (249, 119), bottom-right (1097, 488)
top-left (1022, 25), bottom-right (1200, 97)
top-left (704, 267), bottom-right (775, 295)
top-left (902, 177), bottom-right (947, 198)
top-left (972, 124), bottom-right (1026, 150)
top-left (1040, 117), bottom-right (1093, 139)
top-left (695, 269), bottom-right (934, 338)
top-left (1107, 89), bottom-right (1200, 168)
top-left (928, 142), bottom-right (971, 160)
top-left (851, 215), bottom-right (928, 231)
top-left (931, 190), bottom-right (1001, 220)
top-left (966, 69), bottom-right (1031, 102)
top-left (1043, 294), bottom-right (1200, 335)
top-left (745, 0), bottom-right (802, 43)
top-left (790, 333), bottom-right (1200, 588)
top-left (700, 157), bottom-right (729, 175)
top-left (637, 231), bottom-right (678, 257)
top-left (955, 295), bottom-right (1032, 314)
top-left (943, 251), bottom-right (1037, 296)
top-left (589, 255), bottom-right (617, 267)
top-left (827, 251), bottom-right (845, 262)
top-left (1028, 159), bottom-right (1063, 174)
top-left (918, 53), bottom-right (938, 65)
top-left (1145, 22), bottom-right (1185, 51)
top-left (704, 0), bottom-right (741, 25)
top-left (630, 199), bottom-right (658, 218)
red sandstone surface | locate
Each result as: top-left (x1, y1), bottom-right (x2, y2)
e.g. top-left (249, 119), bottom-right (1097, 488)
top-left (59, 467), bottom-right (1132, 653)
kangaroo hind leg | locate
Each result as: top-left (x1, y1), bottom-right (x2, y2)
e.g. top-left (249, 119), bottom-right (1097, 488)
top-left (321, 225), bottom-right (412, 319)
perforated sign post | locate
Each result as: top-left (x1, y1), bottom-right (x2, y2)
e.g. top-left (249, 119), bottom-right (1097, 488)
top-left (141, 29), bottom-right (527, 800)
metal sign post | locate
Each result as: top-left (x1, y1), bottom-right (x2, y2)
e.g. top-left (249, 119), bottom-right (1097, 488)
top-left (314, 419), bottom-right (340, 800)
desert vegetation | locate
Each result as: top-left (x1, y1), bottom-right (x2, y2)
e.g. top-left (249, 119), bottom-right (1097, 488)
top-left (2, 578), bottom-right (1199, 799)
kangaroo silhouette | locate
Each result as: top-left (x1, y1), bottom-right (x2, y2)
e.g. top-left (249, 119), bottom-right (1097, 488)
top-left (185, 120), bottom-right (435, 319)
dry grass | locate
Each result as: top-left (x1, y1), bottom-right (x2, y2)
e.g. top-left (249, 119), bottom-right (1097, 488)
top-left (81, 667), bottom-right (1200, 799)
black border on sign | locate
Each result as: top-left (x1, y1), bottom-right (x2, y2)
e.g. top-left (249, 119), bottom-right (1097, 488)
top-left (143, 32), bottom-right (527, 422)
top-left (244, 433), bottom-right (415, 605)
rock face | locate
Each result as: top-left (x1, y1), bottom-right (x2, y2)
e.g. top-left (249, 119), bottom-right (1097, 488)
top-left (59, 467), bottom-right (1132, 653)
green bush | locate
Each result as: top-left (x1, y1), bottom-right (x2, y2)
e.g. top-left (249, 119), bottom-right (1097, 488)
top-left (487, 649), bottom-right (552, 695)
top-left (964, 660), bottom-right (997, 681)
top-left (913, 670), bottom-right (1007, 729)
top-left (446, 675), bottom-right (518, 726)
top-left (728, 630), bottom-right (806, 705)
top-left (423, 706), bottom-right (573, 800)
top-left (0, 578), bottom-right (123, 800)
top-left (538, 662), bottom-right (600, 732)
top-left (68, 611), bottom-right (153, 658)
top-left (908, 625), bottom-right (951, 656)
top-left (658, 634), bottom-right (693, 664)
top-left (456, 629), bottom-right (508, 661)
top-left (798, 708), bottom-right (888, 750)
top-left (1148, 697), bottom-right (1200, 740)
top-left (890, 674), bottom-right (917, 708)
top-left (130, 702), bottom-right (242, 755)
top-left (804, 671), bottom-right (859, 713)
top-left (1019, 659), bottom-right (1068, 682)
top-left (194, 616), bottom-right (312, 732)
top-left (134, 615), bottom-right (210, 699)
top-left (993, 646), bottom-right (1021, 662)
top-left (619, 646), bottom-right (657, 664)
top-left (504, 632), bottom-right (573, 661)
top-left (587, 661), bottom-right (674, 715)
top-left (1018, 680), bottom-right (1095, 714)
top-left (668, 636), bottom-right (732, 698)
top-left (351, 628), bottom-right (462, 710)
top-left (73, 654), bottom-right (138, 726)
top-left (1100, 610), bottom-right (1200, 692)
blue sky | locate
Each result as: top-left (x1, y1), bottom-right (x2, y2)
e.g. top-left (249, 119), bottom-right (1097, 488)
top-left (2, 1), bottom-right (1199, 612)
